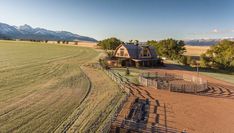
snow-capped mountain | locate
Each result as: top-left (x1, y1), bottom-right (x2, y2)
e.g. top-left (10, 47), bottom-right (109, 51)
top-left (0, 22), bottom-right (22, 37)
top-left (184, 38), bottom-right (234, 46)
top-left (0, 22), bottom-right (97, 42)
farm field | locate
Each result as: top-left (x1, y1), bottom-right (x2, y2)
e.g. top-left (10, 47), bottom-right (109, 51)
top-left (184, 45), bottom-right (210, 56)
top-left (0, 40), bottom-right (122, 132)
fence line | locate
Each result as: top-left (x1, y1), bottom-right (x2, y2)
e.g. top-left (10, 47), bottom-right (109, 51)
top-left (94, 63), bottom-right (131, 133)
top-left (139, 72), bottom-right (208, 94)
top-left (112, 119), bottom-right (178, 133)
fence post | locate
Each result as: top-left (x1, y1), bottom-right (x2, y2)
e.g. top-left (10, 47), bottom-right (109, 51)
top-left (155, 81), bottom-right (157, 89)
top-left (195, 85), bottom-right (197, 94)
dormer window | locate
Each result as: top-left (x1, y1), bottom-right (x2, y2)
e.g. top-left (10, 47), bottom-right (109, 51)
top-left (140, 47), bottom-right (151, 58)
top-left (143, 48), bottom-right (148, 56)
top-left (120, 48), bottom-right (124, 56)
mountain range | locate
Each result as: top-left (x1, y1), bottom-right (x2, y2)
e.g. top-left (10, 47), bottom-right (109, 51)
top-left (0, 22), bottom-right (97, 42)
top-left (1, 22), bottom-right (233, 45)
top-left (184, 38), bottom-right (234, 46)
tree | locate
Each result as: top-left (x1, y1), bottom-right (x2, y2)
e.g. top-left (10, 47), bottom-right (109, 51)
top-left (200, 40), bottom-right (234, 71)
top-left (147, 40), bottom-right (158, 46)
top-left (147, 39), bottom-right (186, 61)
top-left (98, 37), bottom-right (122, 50)
top-left (200, 53), bottom-right (211, 68)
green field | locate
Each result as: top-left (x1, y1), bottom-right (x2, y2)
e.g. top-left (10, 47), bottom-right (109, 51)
top-left (112, 68), bottom-right (142, 84)
top-left (0, 41), bottom-right (123, 132)
top-left (164, 60), bottom-right (234, 84)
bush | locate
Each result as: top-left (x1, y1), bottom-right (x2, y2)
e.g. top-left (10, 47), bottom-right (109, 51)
top-left (125, 68), bottom-right (130, 75)
top-left (190, 59), bottom-right (197, 66)
top-left (157, 57), bottom-right (164, 66)
top-left (106, 51), bottom-right (114, 58)
top-left (186, 56), bottom-right (192, 65)
top-left (179, 56), bottom-right (188, 65)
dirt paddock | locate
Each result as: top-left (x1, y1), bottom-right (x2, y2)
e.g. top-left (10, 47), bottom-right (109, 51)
top-left (148, 68), bottom-right (234, 133)
top-left (153, 89), bottom-right (234, 133)
top-left (111, 67), bottom-right (234, 133)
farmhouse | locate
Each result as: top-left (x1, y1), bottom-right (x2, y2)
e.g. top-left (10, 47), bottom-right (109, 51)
top-left (109, 43), bottom-right (158, 67)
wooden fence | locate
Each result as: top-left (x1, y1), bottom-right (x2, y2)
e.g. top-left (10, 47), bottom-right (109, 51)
top-left (113, 119), bottom-right (179, 133)
top-left (94, 63), bottom-right (131, 133)
top-left (139, 72), bottom-right (208, 94)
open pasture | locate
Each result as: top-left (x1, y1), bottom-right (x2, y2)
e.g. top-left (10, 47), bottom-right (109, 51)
top-left (184, 45), bottom-right (210, 56)
top-left (0, 40), bottom-right (121, 132)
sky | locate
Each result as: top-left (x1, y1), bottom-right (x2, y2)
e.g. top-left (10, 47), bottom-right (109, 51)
top-left (0, 0), bottom-right (234, 41)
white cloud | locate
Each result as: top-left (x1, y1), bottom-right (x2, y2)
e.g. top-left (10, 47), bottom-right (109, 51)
top-left (212, 29), bottom-right (219, 33)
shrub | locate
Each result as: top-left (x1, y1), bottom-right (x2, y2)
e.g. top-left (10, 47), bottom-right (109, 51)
top-left (125, 67), bottom-right (130, 75)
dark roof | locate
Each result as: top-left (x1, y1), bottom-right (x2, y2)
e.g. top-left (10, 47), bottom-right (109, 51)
top-left (122, 43), bottom-right (157, 59)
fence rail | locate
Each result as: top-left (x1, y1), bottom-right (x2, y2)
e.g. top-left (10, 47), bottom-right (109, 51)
top-left (139, 72), bottom-right (208, 94)
top-left (113, 119), bottom-right (178, 133)
top-left (94, 63), bottom-right (131, 133)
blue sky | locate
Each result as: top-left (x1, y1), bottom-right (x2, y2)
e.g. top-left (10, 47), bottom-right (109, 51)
top-left (0, 0), bottom-right (234, 41)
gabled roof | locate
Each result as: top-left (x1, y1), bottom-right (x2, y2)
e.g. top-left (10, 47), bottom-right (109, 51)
top-left (117, 43), bottom-right (157, 59)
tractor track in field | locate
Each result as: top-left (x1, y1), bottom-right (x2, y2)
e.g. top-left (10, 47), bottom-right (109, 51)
top-left (0, 65), bottom-right (91, 132)
top-left (0, 63), bottom-right (64, 116)
top-left (0, 42), bottom-right (107, 132)
top-left (0, 63), bottom-right (64, 107)
top-left (53, 66), bottom-right (93, 133)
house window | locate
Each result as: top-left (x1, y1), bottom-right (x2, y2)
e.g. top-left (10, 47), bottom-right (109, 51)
top-left (120, 48), bottom-right (124, 56)
top-left (143, 48), bottom-right (148, 56)
top-left (140, 47), bottom-right (151, 58)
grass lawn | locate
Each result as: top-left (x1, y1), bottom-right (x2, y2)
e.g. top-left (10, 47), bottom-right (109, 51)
top-left (0, 40), bottom-right (122, 132)
top-left (112, 67), bottom-right (143, 84)
top-left (164, 60), bottom-right (234, 85)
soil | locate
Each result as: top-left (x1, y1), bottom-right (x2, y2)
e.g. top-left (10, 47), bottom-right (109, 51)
top-left (111, 64), bottom-right (234, 133)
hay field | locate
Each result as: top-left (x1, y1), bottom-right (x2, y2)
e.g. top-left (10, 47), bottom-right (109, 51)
top-left (77, 41), bottom-right (97, 48)
top-left (184, 46), bottom-right (210, 56)
top-left (0, 40), bottom-right (121, 132)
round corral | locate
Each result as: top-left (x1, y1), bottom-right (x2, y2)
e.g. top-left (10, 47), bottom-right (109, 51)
top-left (139, 72), bottom-right (208, 94)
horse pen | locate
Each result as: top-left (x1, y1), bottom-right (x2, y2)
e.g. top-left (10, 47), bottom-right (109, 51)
top-left (139, 72), bottom-right (208, 94)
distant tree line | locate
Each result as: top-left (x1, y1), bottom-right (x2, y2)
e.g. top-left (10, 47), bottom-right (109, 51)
top-left (200, 40), bottom-right (234, 71)
top-left (0, 34), bottom-right (12, 40)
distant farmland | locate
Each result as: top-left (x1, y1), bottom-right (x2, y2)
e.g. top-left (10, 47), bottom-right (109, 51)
top-left (184, 45), bottom-right (210, 56)
top-left (0, 40), bottom-right (123, 132)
